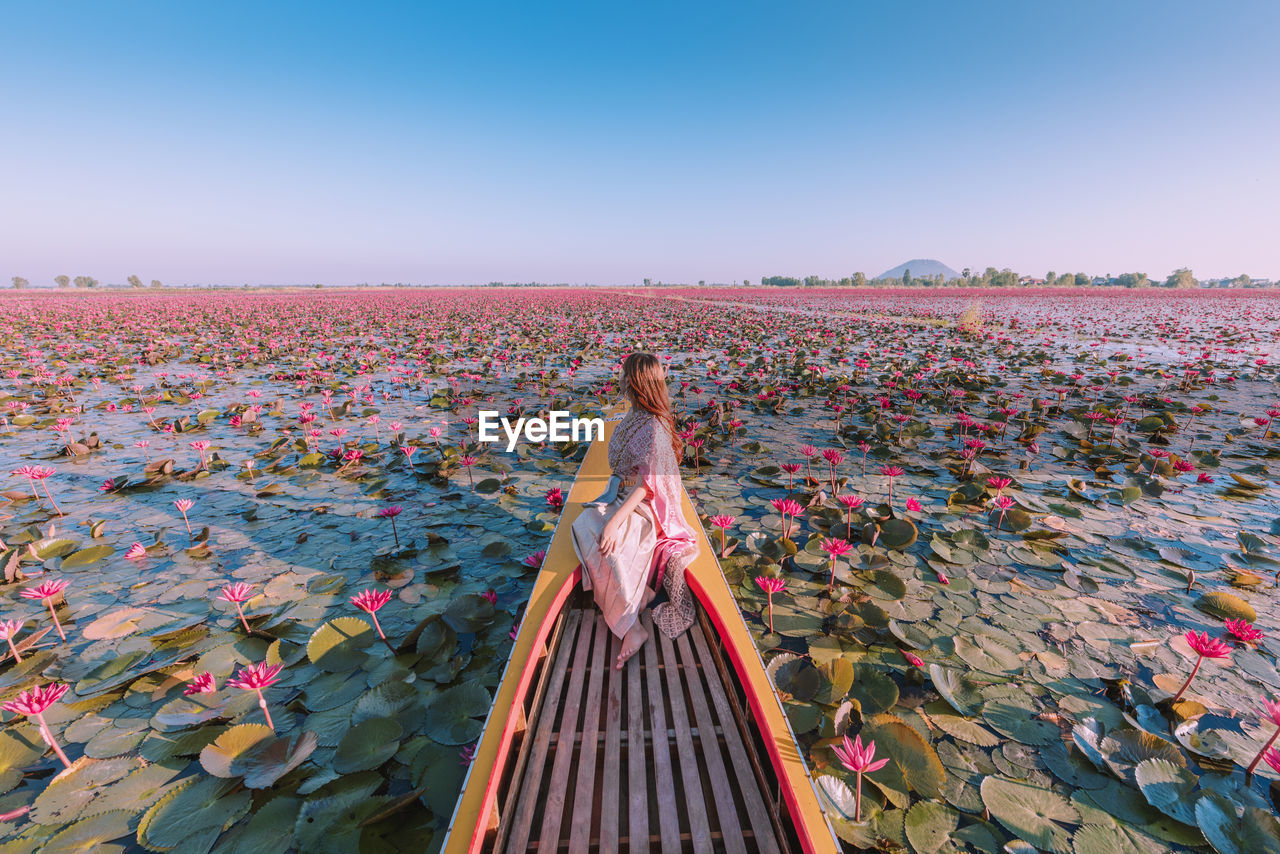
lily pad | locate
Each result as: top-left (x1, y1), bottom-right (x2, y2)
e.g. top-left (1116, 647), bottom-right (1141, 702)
top-left (980, 775), bottom-right (1079, 854)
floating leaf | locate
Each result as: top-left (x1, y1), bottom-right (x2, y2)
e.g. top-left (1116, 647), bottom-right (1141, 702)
top-left (1195, 590), bottom-right (1257, 623)
top-left (1195, 795), bottom-right (1280, 854)
top-left (61, 544), bottom-right (115, 567)
top-left (904, 800), bottom-right (960, 853)
top-left (307, 617), bottom-right (375, 672)
top-left (333, 717), bottom-right (402, 773)
top-left (1134, 757), bottom-right (1199, 826)
top-left (847, 665), bottom-right (898, 715)
top-left (980, 775), bottom-right (1078, 854)
top-left (442, 594), bottom-right (496, 632)
top-left (423, 683), bottom-right (490, 745)
top-left (862, 714), bottom-right (946, 799)
top-left (929, 665), bottom-right (981, 717)
top-left (880, 518), bottom-right (918, 550)
top-left (137, 776), bottom-right (251, 852)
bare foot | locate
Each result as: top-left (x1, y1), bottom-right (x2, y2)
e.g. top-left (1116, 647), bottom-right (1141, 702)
top-left (616, 623), bottom-right (648, 669)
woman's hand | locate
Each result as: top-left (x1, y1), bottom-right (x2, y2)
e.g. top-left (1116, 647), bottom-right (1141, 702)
top-left (598, 517), bottom-right (624, 556)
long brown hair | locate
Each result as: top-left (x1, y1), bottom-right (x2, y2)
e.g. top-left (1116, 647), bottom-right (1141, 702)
top-left (620, 352), bottom-right (681, 461)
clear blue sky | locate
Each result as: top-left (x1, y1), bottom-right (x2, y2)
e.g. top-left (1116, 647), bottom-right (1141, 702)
top-left (2, 1), bottom-right (1277, 285)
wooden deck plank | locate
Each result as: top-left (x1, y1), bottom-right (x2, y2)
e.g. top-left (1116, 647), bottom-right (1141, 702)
top-left (568, 614), bottom-right (609, 852)
top-left (641, 613), bottom-right (682, 852)
top-left (496, 610), bottom-right (569, 848)
top-left (536, 607), bottom-right (597, 851)
top-left (675, 632), bottom-right (748, 854)
top-left (601, 629), bottom-right (623, 853)
top-left (688, 625), bottom-right (784, 854)
top-left (503, 609), bottom-right (583, 852)
top-left (656, 622), bottom-right (714, 853)
top-left (626, 626), bottom-right (650, 854)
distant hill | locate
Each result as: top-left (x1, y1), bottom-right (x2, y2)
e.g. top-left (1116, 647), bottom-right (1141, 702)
top-left (875, 259), bottom-right (960, 281)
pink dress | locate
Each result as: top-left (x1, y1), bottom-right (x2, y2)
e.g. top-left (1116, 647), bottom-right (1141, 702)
top-left (570, 409), bottom-right (700, 640)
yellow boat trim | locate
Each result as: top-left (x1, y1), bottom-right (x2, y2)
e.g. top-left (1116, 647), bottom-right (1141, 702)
top-left (442, 406), bottom-right (839, 852)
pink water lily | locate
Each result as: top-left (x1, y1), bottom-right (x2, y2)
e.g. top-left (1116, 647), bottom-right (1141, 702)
top-left (836, 494), bottom-right (864, 538)
top-left (770, 498), bottom-right (803, 539)
top-left (11, 465), bottom-right (43, 504)
top-left (2, 683), bottom-right (72, 768)
top-left (227, 662), bottom-right (283, 730)
top-left (12, 466), bottom-right (62, 516)
top-left (993, 494), bottom-right (1016, 529)
top-left (779, 462), bottom-right (801, 491)
top-left (821, 448), bottom-right (844, 492)
top-left (459, 455), bottom-right (478, 488)
top-left (832, 734), bottom-right (889, 821)
top-left (125, 541), bottom-right (146, 560)
top-left (1225, 618), bottom-right (1263, 644)
top-left (21, 579), bottom-right (70, 641)
top-left (754, 575), bottom-right (785, 634)
top-left (188, 439), bottom-right (212, 469)
top-left (879, 465), bottom-right (905, 506)
top-left (218, 582), bottom-right (255, 633)
top-left (184, 672), bottom-right (217, 695)
top-left (821, 537), bottom-right (854, 592)
top-left (173, 498), bottom-right (195, 540)
top-left (378, 504), bottom-right (403, 546)
top-left (986, 475), bottom-right (1012, 494)
top-left (0, 620), bottom-right (26, 662)
top-left (1243, 697), bottom-right (1280, 779)
top-left (800, 444), bottom-right (817, 481)
top-left (351, 588), bottom-right (393, 641)
top-left (1171, 630), bottom-right (1232, 704)
top-left (709, 515), bottom-right (735, 557)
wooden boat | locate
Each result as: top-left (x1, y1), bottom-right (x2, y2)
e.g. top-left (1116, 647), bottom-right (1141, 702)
top-left (442, 407), bottom-right (840, 853)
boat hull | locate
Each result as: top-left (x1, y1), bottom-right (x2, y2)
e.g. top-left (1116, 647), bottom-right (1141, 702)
top-left (443, 408), bottom-right (839, 853)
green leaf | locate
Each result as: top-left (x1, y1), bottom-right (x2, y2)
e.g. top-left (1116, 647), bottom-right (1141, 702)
top-left (1195, 591), bottom-right (1257, 623)
top-left (306, 617), bottom-right (374, 672)
top-left (200, 724), bottom-right (275, 778)
top-left (137, 776), bottom-right (251, 853)
top-left (904, 800), bottom-right (960, 853)
top-left (442, 594), bottom-right (496, 633)
top-left (33, 538), bottom-right (79, 560)
top-left (985, 701), bottom-right (1059, 746)
top-left (61, 544), bottom-right (115, 567)
top-left (333, 717), bottom-right (402, 773)
top-left (227, 795), bottom-right (300, 853)
top-left (771, 655), bottom-right (820, 701)
top-left (1195, 795), bottom-right (1280, 854)
top-left (880, 518), bottom-right (918, 550)
top-left (423, 683), bottom-right (490, 745)
top-left (1071, 822), bottom-right (1168, 854)
top-left (862, 714), bottom-right (946, 799)
top-left (41, 811), bottom-right (133, 854)
top-left (1134, 757), bottom-right (1199, 826)
top-left (1099, 729), bottom-right (1185, 784)
top-left (980, 775), bottom-right (1079, 854)
top-left (848, 665), bottom-right (899, 715)
top-left (929, 665), bottom-right (981, 717)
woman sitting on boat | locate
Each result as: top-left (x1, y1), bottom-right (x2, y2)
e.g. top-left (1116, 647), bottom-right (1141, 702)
top-left (571, 352), bottom-right (699, 669)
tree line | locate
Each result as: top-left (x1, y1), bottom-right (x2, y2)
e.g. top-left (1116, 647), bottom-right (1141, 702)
top-left (10, 275), bottom-right (163, 289)
top-left (756, 267), bottom-right (1266, 289)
